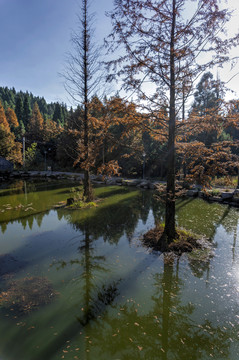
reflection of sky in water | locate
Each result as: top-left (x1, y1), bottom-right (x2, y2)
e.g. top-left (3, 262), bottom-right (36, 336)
top-left (0, 182), bottom-right (239, 359)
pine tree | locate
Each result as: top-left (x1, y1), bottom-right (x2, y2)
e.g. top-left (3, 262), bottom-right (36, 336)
top-left (191, 72), bottom-right (223, 116)
top-left (53, 103), bottom-right (64, 125)
top-left (15, 95), bottom-right (24, 124)
top-left (23, 96), bottom-right (32, 126)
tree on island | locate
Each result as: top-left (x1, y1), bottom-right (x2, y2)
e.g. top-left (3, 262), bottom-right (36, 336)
top-left (106, 0), bottom-right (239, 249)
top-left (63, 0), bottom-right (102, 201)
top-left (62, 0), bottom-right (140, 201)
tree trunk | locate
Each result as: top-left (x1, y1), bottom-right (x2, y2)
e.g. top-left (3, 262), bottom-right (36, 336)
top-left (163, 0), bottom-right (176, 248)
top-left (82, 0), bottom-right (93, 202)
top-left (83, 168), bottom-right (93, 201)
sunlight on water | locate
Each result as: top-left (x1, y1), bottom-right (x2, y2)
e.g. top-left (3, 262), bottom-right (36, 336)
top-left (0, 180), bottom-right (238, 360)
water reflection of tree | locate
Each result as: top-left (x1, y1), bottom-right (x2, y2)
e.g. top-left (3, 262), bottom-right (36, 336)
top-left (58, 189), bottom-right (159, 245)
top-left (220, 207), bottom-right (239, 263)
top-left (176, 200), bottom-right (239, 278)
top-left (46, 220), bottom-right (120, 360)
top-left (91, 262), bottom-right (234, 360)
top-left (0, 179), bottom-right (78, 232)
top-left (0, 210), bottom-right (48, 234)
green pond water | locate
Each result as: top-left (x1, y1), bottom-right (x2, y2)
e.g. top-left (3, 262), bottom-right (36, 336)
top-left (0, 179), bottom-right (238, 360)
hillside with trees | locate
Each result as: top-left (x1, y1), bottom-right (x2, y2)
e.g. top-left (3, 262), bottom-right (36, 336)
top-left (0, 72), bottom-right (238, 183)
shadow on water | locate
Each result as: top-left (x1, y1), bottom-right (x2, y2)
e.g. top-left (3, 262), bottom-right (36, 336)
top-left (56, 188), bottom-right (159, 245)
top-left (19, 256), bottom-right (237, 360)
top-left (89, 262), bottom-right (236, 360)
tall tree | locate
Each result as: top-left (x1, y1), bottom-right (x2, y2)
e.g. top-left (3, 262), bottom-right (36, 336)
top-left (107, 0), bottom-right (239, 248)
top-left (0, 101), bottom-right (10, 132)
top-left (15, 95), bottom-right (24, 124)
top-left (23, 96), bottom-right (32, 126)
top-left (0, 102), bottom-right (22, 165)
top-left (191, 72), bottom-right (223, 116)
top-left (63, 0), bottom-right (102, 201)
top-left (0, 125), bottom-right (22, 164)
top-left (5, 107), bottom-right (19, 130)
top-left (52, 102), bottom-right (64, 125)
top-left (27, 102), bottom-right (44, 142)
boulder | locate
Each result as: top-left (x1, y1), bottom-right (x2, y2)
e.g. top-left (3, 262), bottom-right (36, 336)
top-left (187, 189), bottom-right (198, 197)
top-left (0, 157), bottom-right (13, 173)
top-left (139, 181), bottom-right (149, 188)
top-left (221, 192), bottom-right (233, 200)
top-left (123, 179), bottom-right (141, 186)
top-left (106, 179), bottom-right (117, 185)
top-left (149, 182), bottom-right (157, 190)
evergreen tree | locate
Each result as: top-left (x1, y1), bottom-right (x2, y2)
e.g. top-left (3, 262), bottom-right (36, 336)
top-left (191, 72), bottom-right (223, 115)
top-left (23, 96), bottom-right (32, 126)
top-left (53, 102), bottom-right (64, 125)
top-left (18, 120), bottom-right (26, 137)
top-left (15, 95), bottom-right (24, 124)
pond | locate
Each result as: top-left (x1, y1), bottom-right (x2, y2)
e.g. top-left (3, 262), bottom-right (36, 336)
top-left (0, 179), bottom-right (238, 360)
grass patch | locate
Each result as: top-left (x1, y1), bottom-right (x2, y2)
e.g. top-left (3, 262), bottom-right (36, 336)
top-left (68, 200), bottom-right (98, 209)
top-left (143, 224), bottom-right (206, 255)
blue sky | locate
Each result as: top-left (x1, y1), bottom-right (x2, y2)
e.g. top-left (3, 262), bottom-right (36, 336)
top-left (0, 0), bottom-right (114, 105)
top-left (0, 0), bottom-right (239, 106)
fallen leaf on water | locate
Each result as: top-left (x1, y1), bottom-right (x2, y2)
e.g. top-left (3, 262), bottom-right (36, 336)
top-left (137, 346), bottom-right (143, 351)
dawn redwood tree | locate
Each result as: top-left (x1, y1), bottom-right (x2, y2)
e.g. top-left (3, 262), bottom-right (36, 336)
top-left (0, 101), bottom-right (10, 132)
top-left (107, 0), bottom-right (239, 249)
top-left (5, 107), bottom-right (19, 130)
top-left (63, 0), bottom-right (102, 201)
top-left (0, 102), bottom-right (22, 164)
